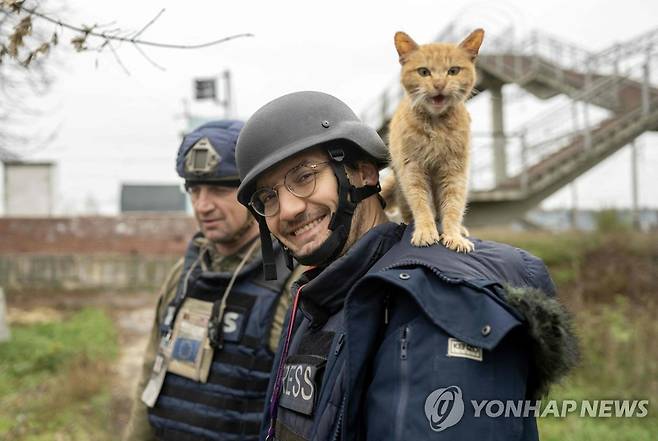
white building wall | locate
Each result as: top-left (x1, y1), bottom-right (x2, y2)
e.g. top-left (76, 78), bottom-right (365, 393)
top-left (3, 162), bottom-right (55, 216)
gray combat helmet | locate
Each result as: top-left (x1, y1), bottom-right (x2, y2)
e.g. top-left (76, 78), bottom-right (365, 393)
top-left (236, 91), bottom-right (388, 206)
top-left (235, 91), bottom-right (389, 279)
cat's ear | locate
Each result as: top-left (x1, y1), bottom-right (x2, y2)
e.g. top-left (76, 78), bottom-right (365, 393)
top-left (459, 28), bottom-right (485, 60)
top-left (394, 32), bottom-right (419, 64)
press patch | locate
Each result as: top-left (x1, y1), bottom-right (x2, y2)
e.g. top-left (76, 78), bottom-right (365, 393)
top-left (447, 338), bottom-right (483, 362)
top-left (279, 362), bottom-right (320, 415)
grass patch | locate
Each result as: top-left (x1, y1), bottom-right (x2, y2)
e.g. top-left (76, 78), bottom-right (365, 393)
top-left (0, 308), bottom-right (118, 441)
top-left (539, 412), bottom-right (658, 441)
top-left (538, 379), bottom-right (658, 440)
top-left (536, 304), bottom-right (658, 440)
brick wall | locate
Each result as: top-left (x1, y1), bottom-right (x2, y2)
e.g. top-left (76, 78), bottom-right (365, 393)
top-left (0, 215), bottom-right (197, 255)
top-left (0, 215), bottom-right (198, 290)
top-left (0, 254), bottom-right (181, 291)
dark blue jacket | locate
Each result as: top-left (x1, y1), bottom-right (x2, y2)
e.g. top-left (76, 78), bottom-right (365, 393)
top-left (262, 222), bottom-right (577, 441)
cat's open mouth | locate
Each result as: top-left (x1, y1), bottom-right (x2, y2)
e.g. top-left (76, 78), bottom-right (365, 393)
top-left (430, 94), bottom-right (446, 105)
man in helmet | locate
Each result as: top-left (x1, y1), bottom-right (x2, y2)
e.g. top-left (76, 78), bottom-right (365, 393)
top-left (235, 92), bottom-right (578, 441)
top-left (123, 120), bottom-right (302, 441)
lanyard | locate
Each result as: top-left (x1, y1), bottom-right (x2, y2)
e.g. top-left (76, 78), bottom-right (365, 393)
top-left (266, 283), bottom-right (305, 441)
top-left (160, 239), bottom-right (258, 343)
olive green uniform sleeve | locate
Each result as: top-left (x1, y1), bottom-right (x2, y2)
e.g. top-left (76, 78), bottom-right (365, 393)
top-left (267, 265), bottom-right (307, 353)
top-left (122, 258), bottom-right (184, 441)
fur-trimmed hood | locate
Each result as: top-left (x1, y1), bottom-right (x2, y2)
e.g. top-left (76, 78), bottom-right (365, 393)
top-left (505, 285), bottom-right (580, 399)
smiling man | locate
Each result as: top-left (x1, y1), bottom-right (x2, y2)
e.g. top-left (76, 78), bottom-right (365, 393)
top-left (124, 121), bottom-right (299, 441)
top-left (235, 91), bottom-right (578, 441)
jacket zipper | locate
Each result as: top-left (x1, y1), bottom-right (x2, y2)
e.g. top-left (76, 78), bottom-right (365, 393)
top-left (334, 333), bottom-right (345, 356)
top-left (394, 325), bottom-right (410, 441)
top-left (331, 395), bottom-right (346, 441)
top-left (314, 332), bottom-right (345, 441)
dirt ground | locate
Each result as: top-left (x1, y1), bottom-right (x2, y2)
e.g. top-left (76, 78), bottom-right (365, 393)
top-left (6, 289), bottom-right (158, 431)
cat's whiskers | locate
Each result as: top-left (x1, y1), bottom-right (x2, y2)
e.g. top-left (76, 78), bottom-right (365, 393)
top-left (469, 87), bottom-right (482, 99)
top-left (409, 89), bottom-right (429, 111)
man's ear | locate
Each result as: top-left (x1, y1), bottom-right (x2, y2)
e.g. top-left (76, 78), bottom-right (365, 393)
top-left (358, 161), bottom-right (379, 186)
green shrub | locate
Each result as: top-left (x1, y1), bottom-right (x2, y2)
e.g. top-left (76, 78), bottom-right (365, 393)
top-left (0, 308), bottom-right (118, 441)
top-left (594, 208), bottom-right (632, 233)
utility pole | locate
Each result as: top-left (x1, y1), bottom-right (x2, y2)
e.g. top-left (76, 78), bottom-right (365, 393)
top-left (222, 70), bottom-right (234, 118)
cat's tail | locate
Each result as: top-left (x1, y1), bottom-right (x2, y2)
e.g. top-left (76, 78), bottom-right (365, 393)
top-left (379, 173), bottom-right (397, 209)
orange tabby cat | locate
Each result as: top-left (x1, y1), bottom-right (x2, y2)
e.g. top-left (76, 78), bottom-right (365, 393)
top-left (382, 28), bottom-right (484, 252)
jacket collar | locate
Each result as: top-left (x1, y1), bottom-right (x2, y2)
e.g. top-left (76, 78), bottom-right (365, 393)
top-left (297, 222), bottom-right (403, 327)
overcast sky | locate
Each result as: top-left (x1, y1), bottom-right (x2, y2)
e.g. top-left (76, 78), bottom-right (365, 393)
top-left (4, 0), bottom-right (658, 214)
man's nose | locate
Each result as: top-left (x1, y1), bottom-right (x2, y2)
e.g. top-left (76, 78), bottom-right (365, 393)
top-left (193, 188), bottom-right (214, 213)
top-left (277, 187), bottom-right (306, 221)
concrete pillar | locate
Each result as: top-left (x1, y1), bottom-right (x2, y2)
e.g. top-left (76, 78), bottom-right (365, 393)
top-left (490, 82), bottom-right (508, 186)
top-left (0, 287), bottom-right (10, 342)
top-left (630, 141), bottom-right (640, 230)
top-left (520, 130), bottom-right (529, 192)
top-left (570, 183), bottom-right (579, 231)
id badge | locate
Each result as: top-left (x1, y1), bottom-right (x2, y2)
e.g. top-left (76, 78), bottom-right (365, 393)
top-left (141, 353), bottom-right (167, 407)
top-left (167, 298), bottom-right (215, 382)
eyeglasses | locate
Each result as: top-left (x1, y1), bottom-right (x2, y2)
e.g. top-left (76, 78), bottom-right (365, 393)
top-left (249, 160), bottom-right (330, 217)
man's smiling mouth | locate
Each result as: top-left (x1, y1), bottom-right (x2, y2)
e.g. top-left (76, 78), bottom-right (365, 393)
top-left (291, 214), bottom-right (327, 237)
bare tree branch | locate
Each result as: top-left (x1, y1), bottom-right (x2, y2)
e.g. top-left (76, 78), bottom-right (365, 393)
top-left (107, 41), bottom-right (129, 75)
top-left (134, 43), bottom-right (166, 71)
top-left (0, 0), bottom-right (254, 157)
top-left (132, 7), bottom-right (165, 40)
top-left (1, 2), bottom-right (60, 156)
top-left (11, 4), bottom-right (253, 50)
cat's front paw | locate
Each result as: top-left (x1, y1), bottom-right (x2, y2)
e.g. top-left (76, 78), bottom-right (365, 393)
top-left (411, 224), bottom-right (441, 247)
top-left (441, 233), bottom-right (474, 253)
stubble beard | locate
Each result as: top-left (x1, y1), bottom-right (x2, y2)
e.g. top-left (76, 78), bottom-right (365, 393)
top-left (286, 212), bottom-right (332, 259)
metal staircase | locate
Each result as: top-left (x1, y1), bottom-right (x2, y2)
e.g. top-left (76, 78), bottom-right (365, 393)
top-left (364, 24), bottom-right (658, 226)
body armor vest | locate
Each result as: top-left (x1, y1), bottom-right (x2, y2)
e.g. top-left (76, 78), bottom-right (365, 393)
top-left (149, 236), bottom-right (289, 441)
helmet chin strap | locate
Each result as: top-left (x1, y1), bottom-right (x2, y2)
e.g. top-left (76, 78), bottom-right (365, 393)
top-left (256, 214), bottom-right (278, 280)
top-left (257, 148), bottom-right (380, 280)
